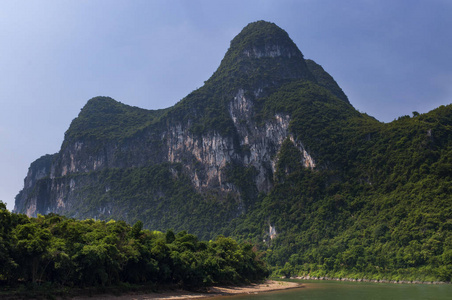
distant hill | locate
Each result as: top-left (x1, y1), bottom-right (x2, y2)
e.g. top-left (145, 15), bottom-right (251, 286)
top-left (15, 21), bottom-right (452, 281)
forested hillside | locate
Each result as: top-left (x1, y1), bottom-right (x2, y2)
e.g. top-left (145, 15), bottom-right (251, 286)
top-left (231, 90), bottom-right (452, 282)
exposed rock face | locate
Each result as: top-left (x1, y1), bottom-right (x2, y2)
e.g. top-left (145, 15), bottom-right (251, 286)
top-left (14, 154), bottom-right (55, 216)
top-left (243, 43), bottom-right (298, 59)
top-left (162, 87), bottom-right (316, 194)
top-left (15, 92), bottom-right (315, 218)
top-left (14, 21), bottom-right (339, 225)
top-left (228, 89), bottom-right (315, 192)
top-left (165, 127), bottom-right (237, 190)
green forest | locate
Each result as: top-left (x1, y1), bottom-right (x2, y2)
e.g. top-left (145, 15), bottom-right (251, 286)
top-left (0, 201), bottom-right (268, 294)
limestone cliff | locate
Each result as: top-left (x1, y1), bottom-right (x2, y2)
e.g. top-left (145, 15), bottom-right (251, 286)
top-left (14, 21), bottom-right (350, 236)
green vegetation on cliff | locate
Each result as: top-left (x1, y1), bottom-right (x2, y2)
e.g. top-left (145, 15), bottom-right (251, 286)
top-left (232, 103), bottom-right (452, 282)
top-left (64, 84), bottom-right (452, 282)
top-left (64, 96), bottom-right (166, 144)
top-left (63, 163), bottom-right (242, 240)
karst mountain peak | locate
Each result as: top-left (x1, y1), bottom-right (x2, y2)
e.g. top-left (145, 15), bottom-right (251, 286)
top-left (12, 20), bottom-right (452, 284)
top-left (207, 21), bottom-right (315, 93)
top-left (223, 21), bottom-right (305, 63)
top-left (73, 20), bottom-right (348, 124)
top-left (15, 20), bottom-right (359, 219)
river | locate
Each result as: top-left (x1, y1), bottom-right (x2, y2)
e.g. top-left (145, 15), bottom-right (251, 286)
top-left (220, 280), bottom-right (452, 300)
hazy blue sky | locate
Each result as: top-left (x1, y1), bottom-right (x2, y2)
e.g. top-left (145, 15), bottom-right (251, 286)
top-left (1, 0), bottom-right (451, 210)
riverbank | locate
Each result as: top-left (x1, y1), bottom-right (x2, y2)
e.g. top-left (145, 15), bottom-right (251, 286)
top-left (68, 280), bottom-right (301, 299)
top-left (286, 276), bottom-right (450, 285)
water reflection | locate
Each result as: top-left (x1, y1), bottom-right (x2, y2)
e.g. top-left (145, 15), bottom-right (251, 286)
top-left (214, 280), bottom-right (452, 300)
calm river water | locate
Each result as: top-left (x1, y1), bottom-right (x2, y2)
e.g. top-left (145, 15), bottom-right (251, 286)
top-left (221, 280), bottom-right (452, 300)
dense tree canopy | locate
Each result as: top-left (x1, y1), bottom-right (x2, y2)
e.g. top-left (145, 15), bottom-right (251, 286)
top-left (0, 202), bottom-right (268, 288)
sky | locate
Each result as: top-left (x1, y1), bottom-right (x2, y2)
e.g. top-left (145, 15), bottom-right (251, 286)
top-left (1, 0), bottom-right (451, 210)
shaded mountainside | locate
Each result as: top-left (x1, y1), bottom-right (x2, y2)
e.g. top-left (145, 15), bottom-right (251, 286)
top-left (14, 21), bottom-right (452, 280)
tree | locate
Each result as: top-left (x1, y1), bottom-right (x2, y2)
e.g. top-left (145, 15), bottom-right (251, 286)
top-left (13, 222), bottom-right (51, 283)
top-left (0, 201), bottom-right (17, 281)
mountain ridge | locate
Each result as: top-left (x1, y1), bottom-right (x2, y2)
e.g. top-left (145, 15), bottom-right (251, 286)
top-left (15, 20), bottom-right (357, 229)
top-left (14, 21), bottom-right (452, 281)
